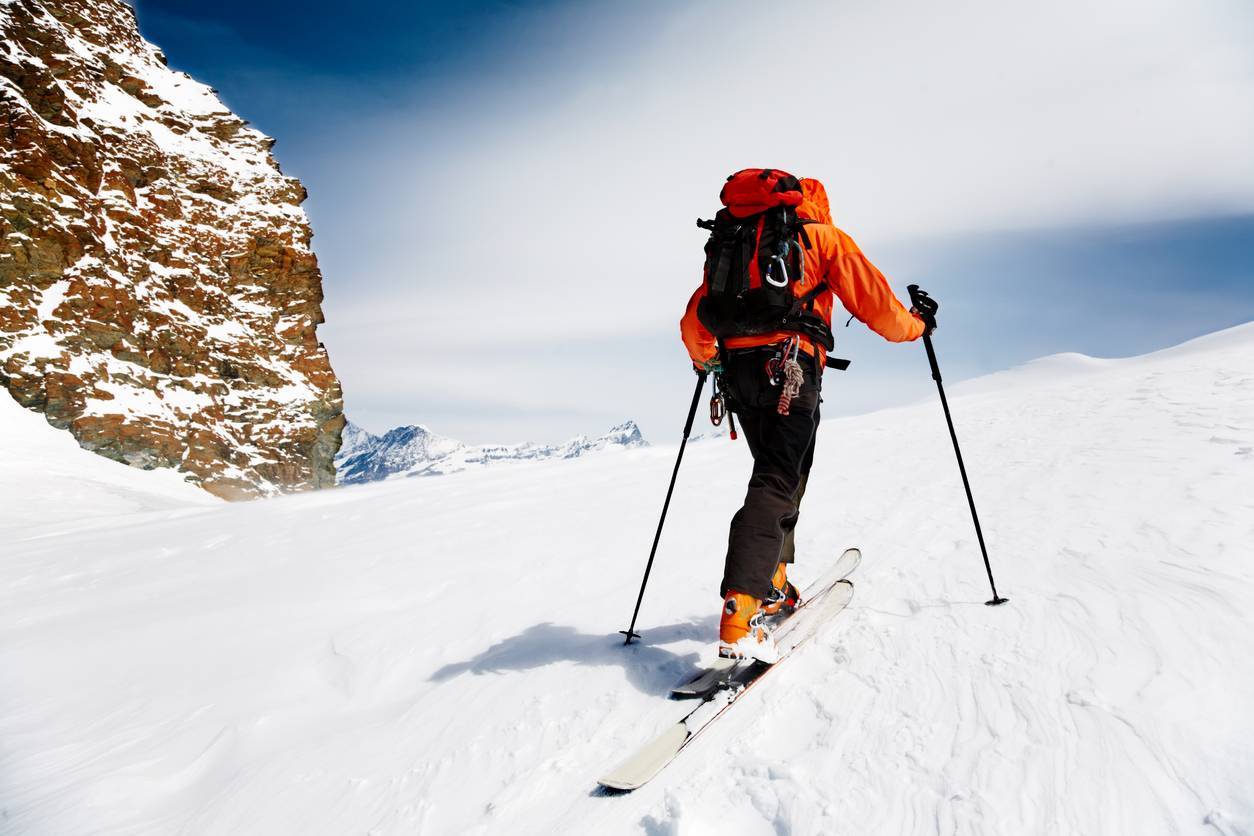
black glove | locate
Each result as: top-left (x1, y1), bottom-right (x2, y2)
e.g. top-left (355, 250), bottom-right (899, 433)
top-left (906, 284), bottom-right (938, 336)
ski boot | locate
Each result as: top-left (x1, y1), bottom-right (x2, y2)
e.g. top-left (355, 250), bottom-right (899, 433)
top-left (761, 562), bottom-right (801, 617)
top-left (718, 592), bottom-right (779, 663)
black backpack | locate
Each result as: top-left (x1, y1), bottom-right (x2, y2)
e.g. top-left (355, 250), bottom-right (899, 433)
top-left (695, 170), bottom-right (835, 351)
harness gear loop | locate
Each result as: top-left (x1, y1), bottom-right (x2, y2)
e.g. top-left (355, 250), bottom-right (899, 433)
top-left (764, 337), bottom-right (800, 387)
top-left (708, 373), bottom-right (739, 441)
top-left (709, 374), bottom-right (727, 426)
top-left (772, 338), bottom-right (802, 416)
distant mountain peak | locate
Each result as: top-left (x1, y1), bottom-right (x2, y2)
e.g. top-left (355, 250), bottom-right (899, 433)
top-left (335, 420), bottom-right (648, 485)
top-left (605, 420), bottom-right (644, 440)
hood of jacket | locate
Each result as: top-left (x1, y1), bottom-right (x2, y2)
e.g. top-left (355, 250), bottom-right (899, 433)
top-left (798, 178), bottom-right (833, 225)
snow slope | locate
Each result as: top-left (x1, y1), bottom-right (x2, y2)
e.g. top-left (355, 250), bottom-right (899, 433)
top-left (2, 324), bottom-right (1252, 834)
top-left (0, 395), bottom-right (216, 530)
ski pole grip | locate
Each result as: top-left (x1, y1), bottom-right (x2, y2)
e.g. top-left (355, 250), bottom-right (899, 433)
top-left (906, 284), bottom-right (943, 381)
top-left (906, 284), bottom-right (939, 326)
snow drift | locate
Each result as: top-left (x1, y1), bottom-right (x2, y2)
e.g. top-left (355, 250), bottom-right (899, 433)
top-left (0, 392), bottom-right (215, 530)
top-left (2, 324), bottom-right (1251, 834)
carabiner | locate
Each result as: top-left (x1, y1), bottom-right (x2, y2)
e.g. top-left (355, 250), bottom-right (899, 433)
top-left (709, 375), bottom-right (726, 426)
top-left (764, 254), bottom-right (789, 288)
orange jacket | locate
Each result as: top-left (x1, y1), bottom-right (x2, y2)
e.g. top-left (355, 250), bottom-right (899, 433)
top-left (680, 178), bottom-right (924, 365)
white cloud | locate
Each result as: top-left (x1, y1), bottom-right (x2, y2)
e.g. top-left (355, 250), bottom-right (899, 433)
top-left (308, 0), bottom-right (1254, 441)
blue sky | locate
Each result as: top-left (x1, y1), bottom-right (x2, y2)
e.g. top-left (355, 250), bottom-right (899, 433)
top-left (132, 0), bottom-right (1254, 443)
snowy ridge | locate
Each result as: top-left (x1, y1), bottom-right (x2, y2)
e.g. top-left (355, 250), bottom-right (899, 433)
top-left (1, 323), bottom-right (1252, 833)
top-left (335, 420), bottom-right (647, 483)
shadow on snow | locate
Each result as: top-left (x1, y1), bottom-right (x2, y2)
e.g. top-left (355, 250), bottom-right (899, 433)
top-left (429, 618), bottom-right (718, 697)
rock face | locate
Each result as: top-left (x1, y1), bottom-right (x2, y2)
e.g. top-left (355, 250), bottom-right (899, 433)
top-left (336, 421), bottom-right (648, 484)
top-left (0, 0), bottom-right (343, 498)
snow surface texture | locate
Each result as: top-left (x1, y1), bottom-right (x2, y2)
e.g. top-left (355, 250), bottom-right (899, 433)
top-left (2, 325), bottom-right (1252, 834)
top-left (0, 392), bottom-right (215, 530)
top-left (335, 419), bottom-right (647, 483)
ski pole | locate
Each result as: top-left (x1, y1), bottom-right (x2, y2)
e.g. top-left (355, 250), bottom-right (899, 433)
top-left (907, 285), bottom-right (1008, 607)
top-left (621, 370), bottom-right (708, 644)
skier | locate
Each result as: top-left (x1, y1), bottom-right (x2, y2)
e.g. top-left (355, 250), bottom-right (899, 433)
top-left (680, 169), bottom-right (933, 660)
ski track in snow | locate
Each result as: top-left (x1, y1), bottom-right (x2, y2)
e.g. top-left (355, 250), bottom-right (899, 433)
top-left (1, 325), bottom-right (1252, 835)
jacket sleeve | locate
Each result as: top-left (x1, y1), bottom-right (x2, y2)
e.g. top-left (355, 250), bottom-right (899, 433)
top-left (680, 284), bottom-right (718, 364)
top-left (825, 230), bottom-right (925, 343)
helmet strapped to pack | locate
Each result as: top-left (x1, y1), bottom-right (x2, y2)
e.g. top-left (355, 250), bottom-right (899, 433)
top-left (695, 168), bottom-right (835, 352)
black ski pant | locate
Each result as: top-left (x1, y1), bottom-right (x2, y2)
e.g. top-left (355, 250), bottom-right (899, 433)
top-left (719, 347), bottom-right (822, 600)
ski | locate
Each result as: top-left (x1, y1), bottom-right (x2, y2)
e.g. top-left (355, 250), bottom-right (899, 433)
top-left (598, 576), bottom-right (855, 792)
top-left (669, 547), bottom-right (861, 699)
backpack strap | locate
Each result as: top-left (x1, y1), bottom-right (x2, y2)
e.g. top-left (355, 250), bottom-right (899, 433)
top-left (781, 312), bottom-right (835, 351)
top-left (778, 278), bottom-right (835, 350)
top-left (796, 281), bottom-right (827, 308)
top-left (708, 233), bottom-right (736, 295)
top-left (700, 215), bottom-right (753, 296)
top-left (795, 218), bottom-right (816, 250)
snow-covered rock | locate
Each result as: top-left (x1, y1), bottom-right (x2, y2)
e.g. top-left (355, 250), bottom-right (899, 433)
top-left (1, 323), bottom-right (1251, 833)
top-left (0, 0), bottom-right (343, 499)
top-left (336, 419), bottom-right (648, 483)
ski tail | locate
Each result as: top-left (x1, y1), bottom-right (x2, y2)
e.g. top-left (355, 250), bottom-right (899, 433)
top-left (601, 579), bottom-right (855, 792)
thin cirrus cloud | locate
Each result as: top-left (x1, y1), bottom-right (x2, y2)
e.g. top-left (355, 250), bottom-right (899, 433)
top-left (299, 0), bottom-right (1254, 440)
top-left (137, 0), bottom-right (1254, 441)
top-left (314, 0), bottom-right (1254, 322)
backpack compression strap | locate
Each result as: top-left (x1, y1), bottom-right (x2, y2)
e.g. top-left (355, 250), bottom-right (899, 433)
top-left (699, 215), bottom-right (757, 297)
top-left (781, 281), bottom-right (836, 351)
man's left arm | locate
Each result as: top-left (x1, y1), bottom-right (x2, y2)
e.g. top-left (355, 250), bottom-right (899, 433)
top-left (680, 284), bottom-right (719, 366)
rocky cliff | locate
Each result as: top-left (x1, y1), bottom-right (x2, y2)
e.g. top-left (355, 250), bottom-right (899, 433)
top-left (0, 0), bottom-right (343, 498)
